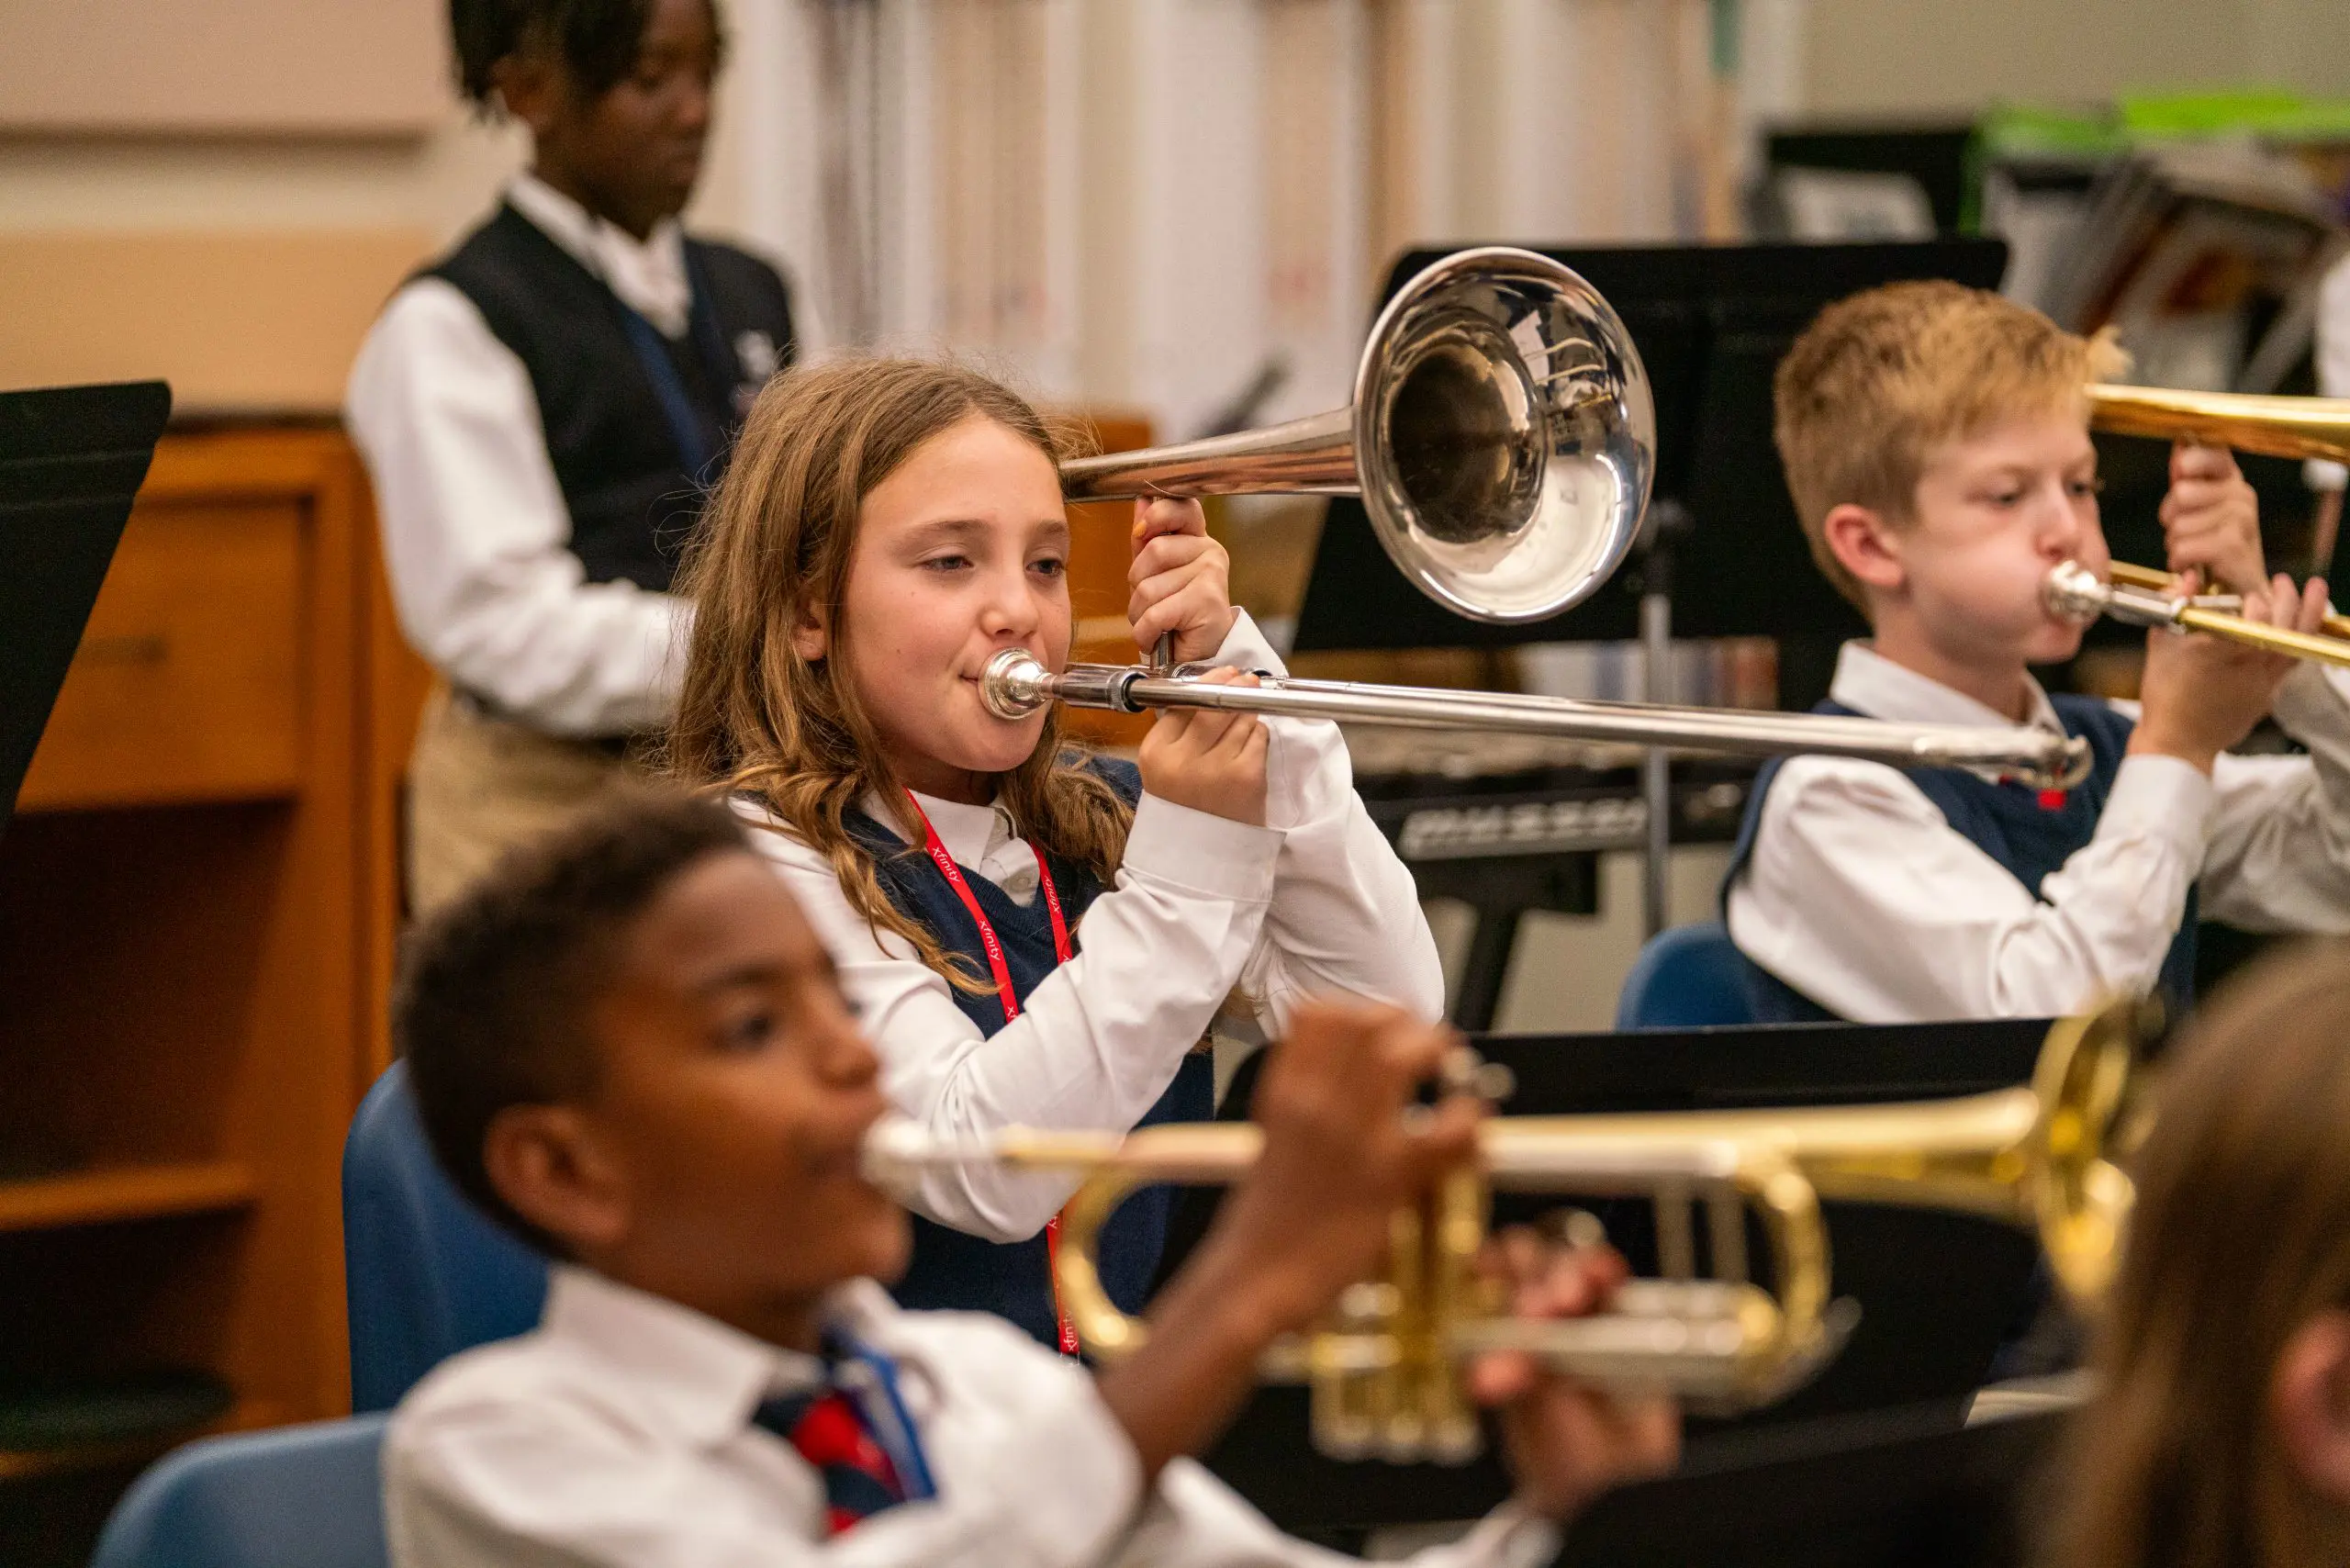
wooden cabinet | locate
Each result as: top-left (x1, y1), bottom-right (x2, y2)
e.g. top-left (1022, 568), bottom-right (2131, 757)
top-left (0, 406), bottom-right (1162, 1555)
top-left (0, 423), bottom-right (408, 1549)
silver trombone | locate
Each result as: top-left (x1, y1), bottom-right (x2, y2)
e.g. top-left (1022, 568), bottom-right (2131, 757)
top-left (1019, 247), bottom-right (2088, 790)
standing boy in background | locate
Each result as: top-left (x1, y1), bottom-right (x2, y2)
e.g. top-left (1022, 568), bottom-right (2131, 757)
top-left (348, 0), bottom-right (796, 914)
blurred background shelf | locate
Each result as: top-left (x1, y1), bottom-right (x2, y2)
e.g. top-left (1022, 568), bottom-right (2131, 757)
top-left (0, 1162), bottom-right (258, 1234)
top-left (0, 419), bottom-right (421, 1565)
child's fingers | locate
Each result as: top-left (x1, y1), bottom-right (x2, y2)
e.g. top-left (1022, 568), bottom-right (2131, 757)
top-left (1205, 676), bottom-right (1264, 753)
top-left (1126, 552), bottom-right (1199, 617)
top-left (2162, 486), bottom-right (2238, 524)
top-left (1146, 706), bottom-right (1197, 750)
top-left (2303, 577), bottom-right (2333, 633)
top-left (1400, 1093), bottom-right (1483, 1183)
top-left (1373, 1009), bottom-right (1460, 1086)
top-left (1131, 497), bottom-right (1208, 551)
top-left (2171, 441), bottom-right (2234, 481)
top-left (1128, 532), bottom-right (1212, 586)
top-left (1464, 1349), bottom-right (1538, 1405)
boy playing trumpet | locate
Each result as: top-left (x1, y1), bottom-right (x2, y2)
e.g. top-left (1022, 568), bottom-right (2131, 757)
top-left (1725, 281), bottom-right (2350, 1022)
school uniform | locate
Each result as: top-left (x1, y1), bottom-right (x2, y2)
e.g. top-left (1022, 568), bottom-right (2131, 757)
top-left (346, 173), bottom-right (794, 913)
top-left (386, 1264), bottom-right (1562, 1568)
top-left (742, 610), bottom-right (1443, 1345)
top-left (1722, 642), bottom-right (2350, 1023)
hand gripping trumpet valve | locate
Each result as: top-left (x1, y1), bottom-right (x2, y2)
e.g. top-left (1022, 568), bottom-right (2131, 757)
top-left (861, 1000), bottom-right (2151, 1464)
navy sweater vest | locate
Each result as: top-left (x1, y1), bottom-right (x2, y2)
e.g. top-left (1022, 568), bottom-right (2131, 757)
top-left (845, 759), bottom-right (1215, 1348)
top-left (419, 203), bottom-right (795, 593)
top-left (1720, 694), bottom-right (2198, 1023)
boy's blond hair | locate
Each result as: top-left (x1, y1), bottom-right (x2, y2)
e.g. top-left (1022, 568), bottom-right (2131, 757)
top-left (1774, 280), bottom-right (2126, 612)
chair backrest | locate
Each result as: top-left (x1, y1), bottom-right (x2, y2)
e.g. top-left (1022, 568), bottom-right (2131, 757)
top-left (1615, 921), bottom-right (1758, 1029)
top-left (89, 1416), bottom-right (390, 1568)
top-left (342, 1061), bottom-right (548, 1413)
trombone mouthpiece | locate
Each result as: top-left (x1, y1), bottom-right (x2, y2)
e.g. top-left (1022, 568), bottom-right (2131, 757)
top-left (979, 648), bottom-right (1055, 721)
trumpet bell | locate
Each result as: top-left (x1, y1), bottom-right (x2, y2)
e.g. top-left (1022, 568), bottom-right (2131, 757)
top-left (1059, 246), bottom-right (1656, 625)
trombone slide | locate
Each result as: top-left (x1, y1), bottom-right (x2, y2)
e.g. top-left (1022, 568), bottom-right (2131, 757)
top-left (979, 649), bottom-right (2094, 790)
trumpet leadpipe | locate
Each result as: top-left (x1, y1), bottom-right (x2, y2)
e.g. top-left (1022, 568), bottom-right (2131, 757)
top-left (2106, 561), bottom-right (2350, 641)
top-left (862, 1114), bottom-right (1790, 1195)
top-left (2044, 561), bottom-right (2350, 669)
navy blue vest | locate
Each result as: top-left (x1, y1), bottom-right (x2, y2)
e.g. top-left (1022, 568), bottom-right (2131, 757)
top-left (1720, 693), bottom-right (2199, 1022)
top-left (846, 759), bottom-right (1214, 1348)
top-left (419, 203), bottom-right (795, 594)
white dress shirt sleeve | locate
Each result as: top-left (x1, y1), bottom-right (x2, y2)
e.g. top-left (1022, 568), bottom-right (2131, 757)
top-left (2198, 665), bottom-right (2350, 932)
top-left (747, 798), bottom-right (1283, 1242)
top-left (1211, 613), bottom-right (1448, 1029)
top-left (1726, 749), bottom-right (2213, 1022)
top-left (345, 278), bottom-right (689, 735)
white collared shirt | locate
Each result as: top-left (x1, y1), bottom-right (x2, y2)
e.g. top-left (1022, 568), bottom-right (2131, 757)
top-left (386, 1265), bottom-right (1560, 1568)
top-left (1726, 642), bottom-right (2350, 1021)
top-left (743, 610), bottom-right (1446, 1243)
top-left (345, 174), bottom-right (717, 736)
top-left (504, 174), bottom-right (693, 336)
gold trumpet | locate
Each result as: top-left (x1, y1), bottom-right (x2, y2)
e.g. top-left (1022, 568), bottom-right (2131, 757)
top-left (2046, 386), bottom-right (2350, 666)
top-left (862, 1001), bottom-right (2148, 1463)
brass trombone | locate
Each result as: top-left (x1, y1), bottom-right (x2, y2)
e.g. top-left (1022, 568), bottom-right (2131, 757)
top-left (2045, 386), bottom-right (2350, 666)
top-left (1005, 246), bottom-right (2089, 790)
top-left (862, 1000), bottom-right (2148, 1462)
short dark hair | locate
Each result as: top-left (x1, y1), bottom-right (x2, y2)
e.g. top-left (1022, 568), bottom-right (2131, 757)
top-left (448, 0), bottom-right (722, 111)
top-left (394, 789), bottom-right (751, 1250)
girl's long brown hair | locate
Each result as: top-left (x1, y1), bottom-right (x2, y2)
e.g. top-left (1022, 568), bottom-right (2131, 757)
top-left (665, 357), bottom-right (1130, 992)
top-left (2050, 940), bottom-right (2350, 1568)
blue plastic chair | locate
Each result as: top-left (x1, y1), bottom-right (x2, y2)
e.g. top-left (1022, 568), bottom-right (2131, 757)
top-left (89, 1416), bottom-right (389, 1568)
top-left (1615, 921), bottom-right (1757, 1029)
top-left (342, 1061), bottom-right (548, 1413)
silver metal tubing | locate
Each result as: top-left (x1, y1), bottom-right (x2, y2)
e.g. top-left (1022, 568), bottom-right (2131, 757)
top-left (2044, 561), bottom-right (2188, 630)
top-left (2045, 560), bottom-right (2350, 670)
top-left (979, 649), bottom-right (2092, 790)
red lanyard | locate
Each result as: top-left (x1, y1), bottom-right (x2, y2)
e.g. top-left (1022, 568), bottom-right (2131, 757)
top-left (901, 790), bottom-right (1079, 1355)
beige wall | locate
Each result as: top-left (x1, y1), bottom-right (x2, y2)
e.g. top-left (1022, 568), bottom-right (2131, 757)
top-left (1801, 0), bottom-right (2350, 118)
top-left (6, 0), bottom-right (2349, 415)
top-left (0, 88), bottom-right (759, 415)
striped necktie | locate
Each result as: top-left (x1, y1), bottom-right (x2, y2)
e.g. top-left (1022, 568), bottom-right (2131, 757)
top-left (753, 1353), bottom-right (916, 1535)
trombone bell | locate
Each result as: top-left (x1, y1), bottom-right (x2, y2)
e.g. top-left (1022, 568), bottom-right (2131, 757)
top-left (1060, 247), bottom-right (1656, 625)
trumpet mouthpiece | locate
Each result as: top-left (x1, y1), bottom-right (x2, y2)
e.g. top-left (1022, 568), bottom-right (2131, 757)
top-left (856, 1116), bottom-right (977, 1198)
top-left (2042, 561), bottom-right (2109, 624)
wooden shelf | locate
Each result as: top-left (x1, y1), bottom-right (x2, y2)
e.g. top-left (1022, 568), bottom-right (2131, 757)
top-left (0, 1162), bottom-right (258, 1234)
top-left (0, 1396), bottom-right (291, 1483)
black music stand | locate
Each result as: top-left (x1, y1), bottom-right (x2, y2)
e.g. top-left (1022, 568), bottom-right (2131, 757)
top-left (0, 381), bottom-right (171, 834)
top-left (1552, 1402), bottom-right (2065, 1568)
top-left (1181, 1016), bottom-right (2053, 1536)
top-left (1297, 241), bottom-right (2009, 956)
